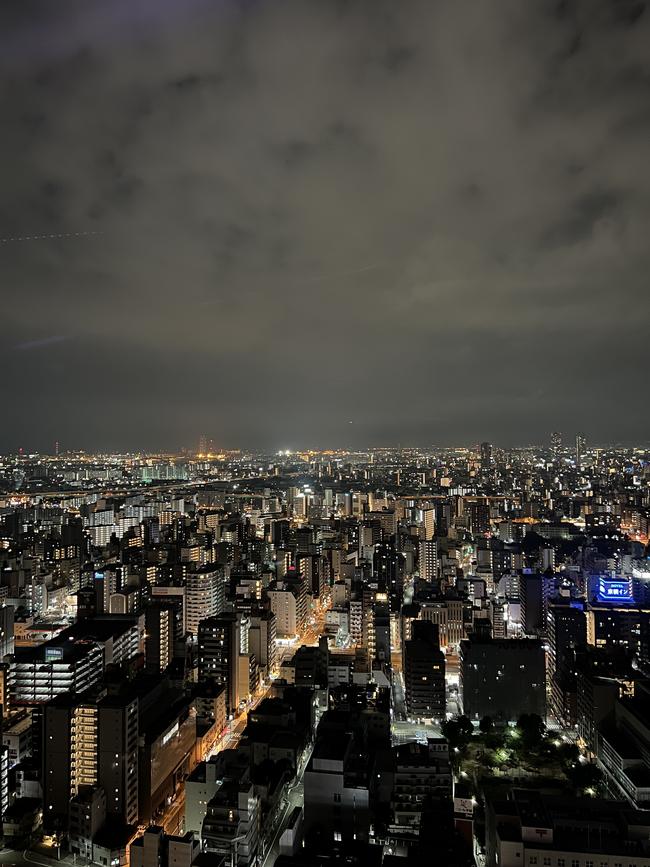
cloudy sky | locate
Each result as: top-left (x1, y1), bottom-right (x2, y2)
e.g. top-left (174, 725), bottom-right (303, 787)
top-left (1, 0), bottom-right (649, 452)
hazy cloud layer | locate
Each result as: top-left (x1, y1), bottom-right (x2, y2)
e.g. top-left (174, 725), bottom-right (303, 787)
top-left (1, 0), bottom-right (649, 451)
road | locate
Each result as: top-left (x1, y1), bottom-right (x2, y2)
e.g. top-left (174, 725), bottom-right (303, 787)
top-left (300, 603), bottom-right (330, 647)
top-left (391, 670), bottom-right (407, 720)
top-left (260, 746), bottom-right (311, 867)
top-left (0, 848), bottom-right (70, 867)
top-left (162, 790), bottom-right (185, 836)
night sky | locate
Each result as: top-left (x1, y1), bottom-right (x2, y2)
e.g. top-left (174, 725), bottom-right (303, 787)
top-left (2, 0), bottom-right (649, 452)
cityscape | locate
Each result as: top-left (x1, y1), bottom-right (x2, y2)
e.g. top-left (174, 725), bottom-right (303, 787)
top-left (0, 436), bottom-right (650, 866)
top-left (3, 1), bottom-right (650, 866)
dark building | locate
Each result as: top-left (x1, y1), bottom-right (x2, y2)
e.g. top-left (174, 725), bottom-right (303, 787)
top-left (197, 613), bottom-right (241, 715)
top-left (519, 570), bottom-right (551, 636)
top-left (373, 541), bottom-right (406, 611)
top-left (466, 501), bottom-right (490, 536)
top-left (575, 646), bottom-right (635, 754)
top-left (403, 621), bottom-right (445, 722)
top-left (486, 788), bottom-right (650, 867)
top-left (42, 689), bottom-right (139, 829)
top-left (459, 636), bottom-right (546, 722)
top-left (480, 441), bottom-right (492, 472)
top-left (547, 598), bottom-right (587, 725)
top-left (145, 602), bottom-right (175, 674)
top-left (303, 731), bottom-right (371, 847)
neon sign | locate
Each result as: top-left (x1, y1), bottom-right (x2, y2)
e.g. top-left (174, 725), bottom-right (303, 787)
top-left (597, 577), bottom-right (633, 603)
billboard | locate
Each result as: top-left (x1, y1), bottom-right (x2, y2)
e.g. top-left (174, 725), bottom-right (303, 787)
top-left (597, 576), bottom-right (633, 603)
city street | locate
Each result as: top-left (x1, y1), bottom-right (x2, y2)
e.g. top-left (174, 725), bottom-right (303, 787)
top-left (0, 849), bottom-right (69, 867)
top-left (261, 748), bottom-right (311, 867)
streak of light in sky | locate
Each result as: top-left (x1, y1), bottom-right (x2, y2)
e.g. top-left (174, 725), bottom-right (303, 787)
top-left (0, 231), bottom-right (101, 244)
top-left (14, 335), bottom-right (68, 351)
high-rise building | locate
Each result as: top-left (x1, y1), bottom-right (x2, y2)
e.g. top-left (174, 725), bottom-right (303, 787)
top-left (10, 640), bottom-right (104, 706)
top-left (418, 539), bottom-right (438, 583)
top-left (248, 610), bottom-right (277, 679)
top-left (547, 599), bottom-right (587, 725)
top-left (266, 571), bottom-right (307, 638)
top-left (466, 500), bottom-right (490, 535)
top-left (144, 603), bottom-right (174, 674)
top-left (42, 691), bottom-right (139, 828)
top-left (0, 605), bottom-right (15, 659)
top-left (198, 614), bottom-right (242, 715)
top-left (551, 430), bottom-right (562, 459)
top-left (480, 441), bottom-right (492, 472)
top-left (403, 621), bottom-right (446, 721)
top-left (459, 636), bottom-right (546, 722)
top-left (96, 693), bottom-right (139, 825)
top-left (576, 432), bottom-right (587, 470)
top-left (422, 508), bottom-right (436, 541)
top-left (419, 598), bottom-right (466, 649)
top-left (185, 566), bottom-right (225, 636)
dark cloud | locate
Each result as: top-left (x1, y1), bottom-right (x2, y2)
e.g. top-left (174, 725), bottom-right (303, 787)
top-left (1, 0), bottom-right (649, 451)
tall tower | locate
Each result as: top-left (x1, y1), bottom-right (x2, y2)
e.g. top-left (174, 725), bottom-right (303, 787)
top-left (551, 431), bottom-right (562, 460)
top-left (480, 441), bottom-right (492, 471)
top-left (576, 433), bottom-right (586, 470)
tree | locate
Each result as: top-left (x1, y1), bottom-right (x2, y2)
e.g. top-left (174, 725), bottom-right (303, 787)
top-left (566, 760), bottom-right (603, 794)
top-left (457, 715), bottom-right (474, 739)
top-left (479, 716), bottom-right (494, 735)
top-left (442, 715), bottom-right (474, 750)
top-left (558, 742), bottom-right (580, 766)
top-left (516, 713), bottom-right (545, 747)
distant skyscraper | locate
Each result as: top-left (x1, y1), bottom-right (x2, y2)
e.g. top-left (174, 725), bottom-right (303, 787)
top-left (480, 441), bottom-right (492, 471)
top-left (422, 508), bottom-right (436, 541)
top-left (576, 432), bottom-right (587, 470)
top-left (418, 539), bottom-right (438, 583)
top-left (551, 431), bottom-right (562, 459)
top-left (198, 435), bottom-right (207, 455)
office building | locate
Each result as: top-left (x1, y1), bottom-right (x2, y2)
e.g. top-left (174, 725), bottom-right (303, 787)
top-left (403, 621), bottom-right (445, 721)
top-left (460, 636), bottom-right (546, 722)
top-left (198, 614), bottom-right (242, 715)
top-left (486, 789), bottom-right (650, 867)
top-left (42, 690), bottom-right (139, 828)
top-left (303, 732), bottom-right (370, 847)
top-left (185, 567), bottom-right (225, 636)
top-left (576, 432), bottom-right (587, 470)
top-left (201, 781), bottom-right (261, 867)
top-left (418, 539), bottom-right (438, 584)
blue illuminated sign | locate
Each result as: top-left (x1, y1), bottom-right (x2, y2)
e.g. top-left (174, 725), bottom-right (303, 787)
top-left (597, 577), bottom-right (633, 603)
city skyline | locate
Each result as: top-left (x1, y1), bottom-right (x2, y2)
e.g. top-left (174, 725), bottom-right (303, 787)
top-left (2, 406), bottom-right (650, 865)
top-left (4, 434), bottom-right (650, 459)
top-left (4, 3), bottom-right (650, 866)
top-left (2, 1), bottom-right (650, 451)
